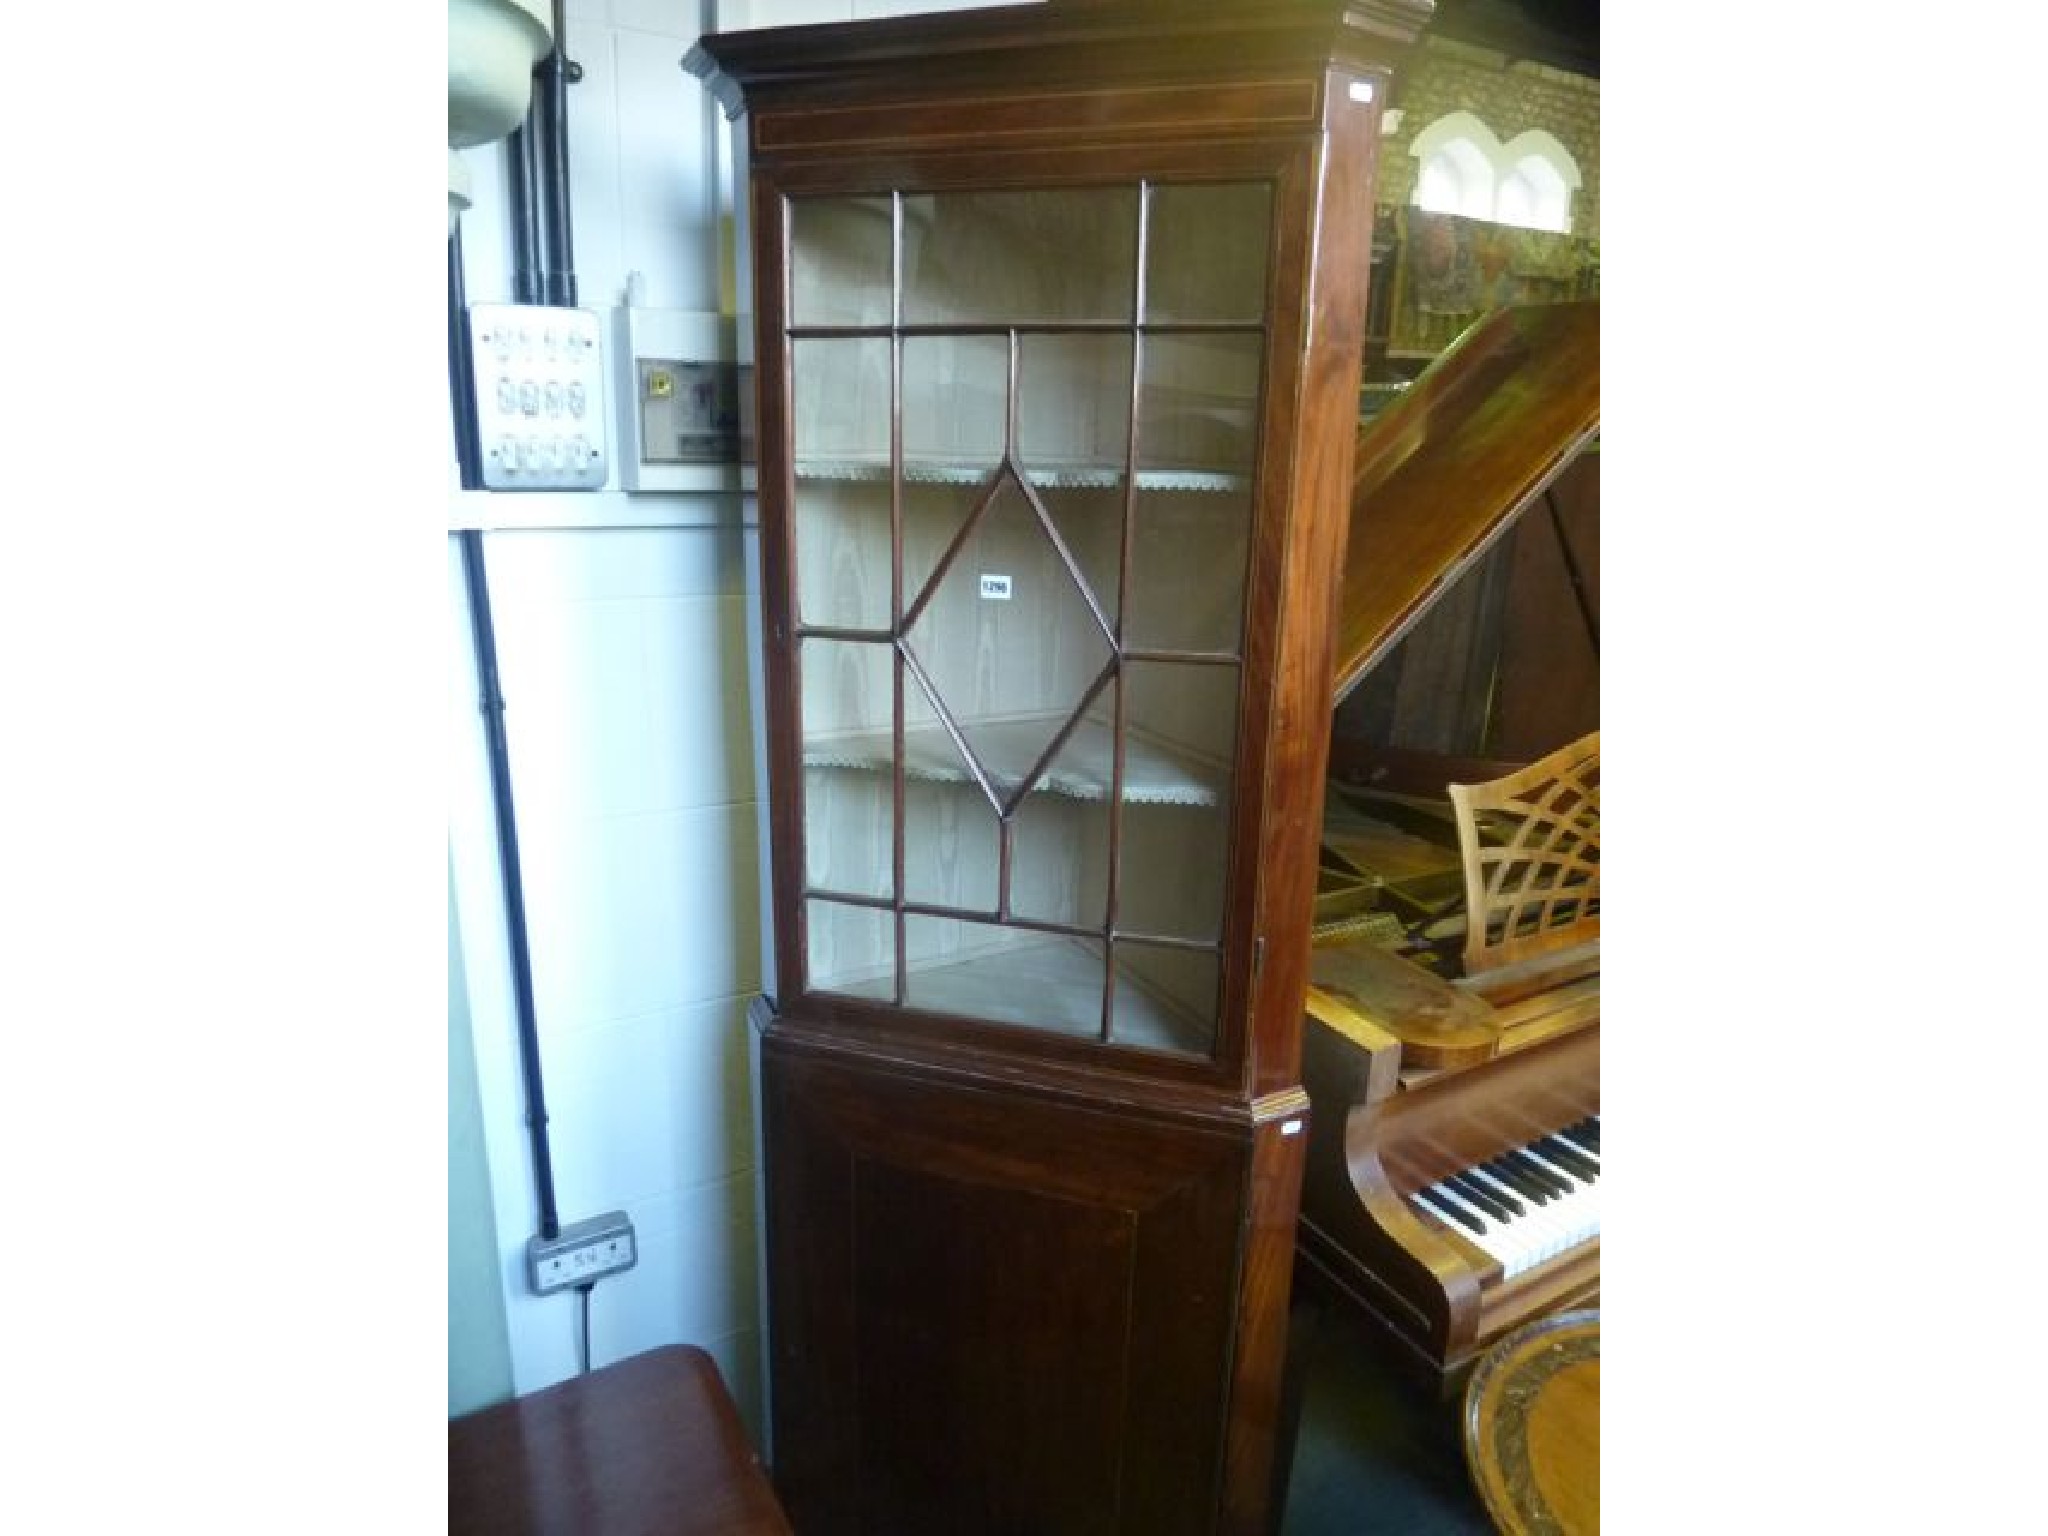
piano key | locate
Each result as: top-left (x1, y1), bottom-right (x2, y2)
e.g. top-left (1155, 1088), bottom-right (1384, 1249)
top-left (1486, 1155), bottom-right (1554, 1204)
top-left (1517, 1144), bottom-right (1599, 1253)
top-left (1524, 1141), bottom-right (1583, 1188)
top-left (1504, 1148), bottom-right (1572, 1198)
top-left (1462, 1166), bottom-right (1524, 1216)
top-left (1447, 1172), bottom-right (1515, 1223)
top-left (1534, 1134), bottom-right (1599, 1181)
top-left (1421, 1185), bottom-right (1530, 1277)
top-left (1469, 1164), bottom-right (1566, 1254)
top-left (1415, 1187), bottom-right (1486, 1237)
top-left (1561, 1116), bottom-right (1599, 1153)
top-left (1464, 1168), bottom-right (1563, 1268)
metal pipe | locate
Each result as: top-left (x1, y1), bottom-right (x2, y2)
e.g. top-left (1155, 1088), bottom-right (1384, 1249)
top-left (460, 530), bottom-right (561, 1242)
top-left (448, 223), bottom-right (483, 490)
top-left (506, 122), bottom-right (545, 306)
top-left (540, 0), bottom-right (578, 307)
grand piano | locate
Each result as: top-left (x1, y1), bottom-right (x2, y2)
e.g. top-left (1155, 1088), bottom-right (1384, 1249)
top-left (1293, 298), bottom-right (1600, 1393)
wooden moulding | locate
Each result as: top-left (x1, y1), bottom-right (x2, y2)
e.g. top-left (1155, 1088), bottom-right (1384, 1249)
top-left (687, 1), bottom-right (1439, 131)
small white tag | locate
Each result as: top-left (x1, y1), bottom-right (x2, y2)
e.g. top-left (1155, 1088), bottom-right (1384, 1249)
top-left (1281, 1119), bottom-right (1303, 1137)
top-left (979, 573), bottom-right (1012, 600)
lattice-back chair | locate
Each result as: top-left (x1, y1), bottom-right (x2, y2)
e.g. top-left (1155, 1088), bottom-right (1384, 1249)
top-left (1447, 730), bottom-right (1599, 979)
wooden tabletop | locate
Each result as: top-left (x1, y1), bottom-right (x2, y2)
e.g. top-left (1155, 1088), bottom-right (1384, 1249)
top-left (449, 1344), bottom-right (792, 1535)
top-left (1462, 1309), bottom-right (1599, 1536)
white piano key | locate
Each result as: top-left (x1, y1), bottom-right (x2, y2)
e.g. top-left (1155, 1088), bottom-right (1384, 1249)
top-left (1418, 1183), bottom-right (1524, 1276)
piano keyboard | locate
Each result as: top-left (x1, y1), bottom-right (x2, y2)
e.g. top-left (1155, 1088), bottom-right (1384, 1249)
top-left (1410, 1116), bottom-right (1599, 1280)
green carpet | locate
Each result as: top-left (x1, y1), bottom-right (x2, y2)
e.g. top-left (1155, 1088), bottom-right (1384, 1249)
top-left (1279, 1300), bottom-right (1498, 1536)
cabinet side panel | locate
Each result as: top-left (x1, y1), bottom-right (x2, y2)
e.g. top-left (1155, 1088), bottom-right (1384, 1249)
top-left (1244, 70), bottom-right (1390, 1101)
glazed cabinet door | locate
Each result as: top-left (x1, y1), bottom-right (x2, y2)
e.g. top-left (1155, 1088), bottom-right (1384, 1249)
top-left (776, 179), bottom-right (1278, 1066)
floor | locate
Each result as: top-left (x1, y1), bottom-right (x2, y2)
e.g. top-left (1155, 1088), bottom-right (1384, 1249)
top-left (1277, 1298), bottom-right (1498, 1536)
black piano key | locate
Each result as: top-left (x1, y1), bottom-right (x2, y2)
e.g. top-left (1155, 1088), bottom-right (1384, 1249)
top-left (1535, 1134), bottom-right (1599, 1181)
top-left (1531, 1143), bottom-right (1588, 1193)
top-left (1483, 1156), bottom-right (1552, 1204)
top-left (1447, 1172), bottom-right (1514, 1223)
top-left (1522, 1143), bottom-right (1588, 1193)
top-left (1464, 1166), bottom-right (1526, 1216)
top-left (1562, 1117), bottom-right (1599, 1153)
top-left (1505, 1147), bottom-right (1573, 1198)
top-left (1416, 1187), bottom-right (1487, 1237)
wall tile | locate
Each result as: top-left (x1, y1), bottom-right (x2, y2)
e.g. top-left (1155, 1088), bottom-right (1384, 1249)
top-left (615, 28), bottom-right (722, 312)
top-left (487, 525), bottom-right (746, 604)
top-left (639, 596), bottom-right (758, 811)
top-left (495, 591), bottom-right (655, 820)
top-left (545, 996), bottom-right (760, 1216)
top-left (584, 1175), bottom-right (762, 1368)
top-left (562, 18), bottom-right (628, 309)
top-left (517, 801), bottom-right (762, 1030)
top-left (713, 1), bottom-right (854, 29)
top-left (614, 0), bottom-right (703, 36)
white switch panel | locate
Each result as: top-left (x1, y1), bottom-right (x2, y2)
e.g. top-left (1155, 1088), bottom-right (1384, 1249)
top-left (468, 303), bottom-right (609, 491)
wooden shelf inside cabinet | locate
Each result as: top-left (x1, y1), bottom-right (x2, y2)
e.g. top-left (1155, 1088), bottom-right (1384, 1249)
top-left (795, 457), bottom-right (1251, 494)
top-left (803, 717), bottom-right (1226, 807)
top-left (826, 932), bottom-right (1213, 1057)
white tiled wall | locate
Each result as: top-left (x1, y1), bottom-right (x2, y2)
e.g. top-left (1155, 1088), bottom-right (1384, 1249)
top-left (446, 0), bottom-right (1025, 1448)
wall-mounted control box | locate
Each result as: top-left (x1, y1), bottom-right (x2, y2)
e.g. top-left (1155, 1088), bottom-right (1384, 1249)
top-left (611, 307), bottom-right (749, 493)
top-left (467, 303), bottom-right (609, 491)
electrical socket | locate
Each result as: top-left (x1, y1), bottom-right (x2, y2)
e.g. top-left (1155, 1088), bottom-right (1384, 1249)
top-left (526, 1211), bottom-right (637, 1296)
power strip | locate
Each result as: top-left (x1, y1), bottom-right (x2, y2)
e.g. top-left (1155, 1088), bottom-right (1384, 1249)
top-left (526, 1210), bottom-right (637, 1295)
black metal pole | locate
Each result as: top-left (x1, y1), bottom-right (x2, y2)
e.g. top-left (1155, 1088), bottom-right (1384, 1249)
top-left (448, 223), bottom-right (482, 490)
top-left (539, 0), bottom-right (578, 307)
top-left (460, 530), bottom-right (561, 1242)
top-left (506, 122), bottom-right (545, 306)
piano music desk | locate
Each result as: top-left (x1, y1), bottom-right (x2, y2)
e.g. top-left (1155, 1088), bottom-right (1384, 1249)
top-left (448, 1344), bottom-right (792, 1535)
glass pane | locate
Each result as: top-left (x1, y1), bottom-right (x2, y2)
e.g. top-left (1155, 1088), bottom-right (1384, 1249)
top-left (1142, 182), bottom-right (1273, 324)
top-left (1126, 485), bottom-right (1251, 654)
top-left (795, 479), bottom-right (892, 631)
top-left (1115, 661), bottom-right (1237, 942)
top-left (790, 196), bottom-right (893, 327)
top-left (903, 769), bottom-right (1001, 915)
top-left (1009, 709), bottom-right (1114, 930)
top-left (903, 188), bottom-right (1137, 324)
top-left (1018, 332), bottom-right (1133, 484)
top-left (902, 332), bottom-right (1006, 474)
top-left (794, 337), bottom-right (894, 629)
top-left (904, 915), bottom-right (1104, 1038)
top-left (1031, 482), bottom-right (1123, 641)
top-left (800, 638), bottom-right (896, 900)
top-left (1137, 332), bottom-right (1262, 481)
top-left (1109, 941), bottom-right (1218, 1058)
top-left (806, 898), bottom-right (895, 1000)
top-left (793, 337), bottom-right (891, 475)
top-left (904, 475), bottom-right (1114, 809)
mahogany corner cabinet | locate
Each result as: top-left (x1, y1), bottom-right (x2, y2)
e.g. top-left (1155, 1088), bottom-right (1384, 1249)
top-left (687, 4), bottom-right (1430, 1530)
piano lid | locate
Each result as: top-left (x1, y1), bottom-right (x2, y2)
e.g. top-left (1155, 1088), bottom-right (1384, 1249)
top-left (1333, 299), bottom-right (1599, 704)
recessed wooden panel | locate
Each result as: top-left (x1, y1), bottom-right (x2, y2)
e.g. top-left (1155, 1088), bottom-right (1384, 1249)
top-left (853, 1161), bottom-right (1135, 1534)
top-left (762, 1043), bottom-right (1250, 1535)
